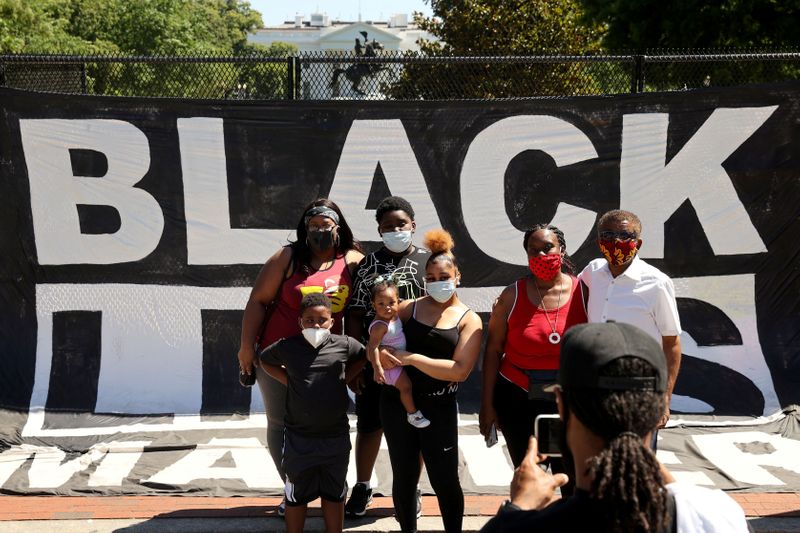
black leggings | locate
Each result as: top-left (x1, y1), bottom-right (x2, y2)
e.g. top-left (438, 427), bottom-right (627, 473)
top-left (493, 375), bottom-right (574, 496)
top-left (255, 365), bottom-right (286, 482)
top-left (380, 388), bottom-right (463, 533)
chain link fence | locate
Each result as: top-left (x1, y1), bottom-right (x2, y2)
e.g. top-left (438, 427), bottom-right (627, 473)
top-left (2, 50), bottom-right (799, 100)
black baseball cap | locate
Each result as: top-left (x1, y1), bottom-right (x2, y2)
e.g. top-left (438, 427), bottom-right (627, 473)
top-left (546, 322), bottom-right (667, 393)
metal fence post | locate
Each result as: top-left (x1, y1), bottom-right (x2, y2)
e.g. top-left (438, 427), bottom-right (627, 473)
top-left (286, 56), bottom-right (295, 100)
top-left (81, 62), bottom-right (88, 94)
top-left (294, 56), bottom-right (302, 100)
top-left (631, 54), bottom-right (645, 93)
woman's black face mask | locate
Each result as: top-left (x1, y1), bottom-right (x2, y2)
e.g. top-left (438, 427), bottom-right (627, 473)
top-left (307, 228), bottom-right (336, 251)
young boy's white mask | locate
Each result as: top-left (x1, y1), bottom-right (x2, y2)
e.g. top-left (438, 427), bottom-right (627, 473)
top-left (302, 326), bottom-right (330, 348)
top-left (381, 230), bottom-right (413, 253)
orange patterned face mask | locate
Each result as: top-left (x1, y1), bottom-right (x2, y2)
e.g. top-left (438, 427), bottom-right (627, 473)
top-left (598, 239), bottom-right (638, 266)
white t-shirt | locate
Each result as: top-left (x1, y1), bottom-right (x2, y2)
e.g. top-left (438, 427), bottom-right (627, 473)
top-left (667, 482), bottom-right (750, 532)
top-left (578, 255), bottom-right (681, 343)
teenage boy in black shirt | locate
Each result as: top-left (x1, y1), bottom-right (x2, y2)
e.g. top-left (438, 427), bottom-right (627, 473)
top-left (345, 196), bottom-right (431, 516)
top-left (260, 293), bottom-right (366, 533)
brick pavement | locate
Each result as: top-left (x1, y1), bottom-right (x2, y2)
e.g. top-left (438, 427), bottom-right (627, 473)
top-left (0, 493), bottom-right (798, 521)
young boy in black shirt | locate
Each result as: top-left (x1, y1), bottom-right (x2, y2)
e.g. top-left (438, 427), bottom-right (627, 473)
top-left (260, 293), bottom-right (366, 533)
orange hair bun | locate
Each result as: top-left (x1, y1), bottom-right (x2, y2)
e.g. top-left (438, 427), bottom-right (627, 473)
top-left (424, 229), bottom-right (455, 255)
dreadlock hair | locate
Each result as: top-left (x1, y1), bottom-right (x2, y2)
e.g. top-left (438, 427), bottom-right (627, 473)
top-left (424, 229), bottom-right (458, 270)
top-left (597, 209), bottom-right (643, 237)
top-left (523, 224), bottom-right (576, 274)
top-left (375, 196), bottom-right (415, 223)
top-left (370, 278), bottom-right (399, 300)
top-left (291, 198), bottom-right (362, 274)
top-left (561, 356), bottom-right (668, 533)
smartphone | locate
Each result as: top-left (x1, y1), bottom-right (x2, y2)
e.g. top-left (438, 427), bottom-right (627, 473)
top-left (239, 367), bottom-right (256, 387)
top-left (534, 414), bottom-right (563, 457)
top-left (485, 424), bottom-right (498, 448)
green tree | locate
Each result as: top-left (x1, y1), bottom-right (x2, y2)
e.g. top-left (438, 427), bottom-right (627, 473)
top-left (577, 0), bottom-right (800, 90)
top-left (578, 0), bottom-right (800, 50)
top-left (1, 0), bottom-right (298, 98)
top-left (388, 0), bottom-right (610, 98)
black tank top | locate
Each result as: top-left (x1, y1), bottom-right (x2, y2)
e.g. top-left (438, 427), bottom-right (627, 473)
top-left (403, 301), bottom-right (469, 397)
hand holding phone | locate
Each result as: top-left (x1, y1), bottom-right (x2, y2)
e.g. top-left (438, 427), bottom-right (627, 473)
top-left (239, 365), bottom-right (256, 387)
top-left (485, 423), bottom-right (498, 448)
top-left (534, 414), bottom-right (563, 457)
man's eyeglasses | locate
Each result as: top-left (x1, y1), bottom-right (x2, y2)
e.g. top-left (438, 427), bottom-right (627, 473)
top-left (599, 230), bottom-right (638, 241)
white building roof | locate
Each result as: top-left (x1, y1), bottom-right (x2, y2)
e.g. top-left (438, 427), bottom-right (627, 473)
top-left (249, 15), bottom-right (437, 53)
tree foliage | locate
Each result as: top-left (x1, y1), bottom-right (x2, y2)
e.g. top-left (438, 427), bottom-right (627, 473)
top-left (0, 0), bottom-right (298, 98)
top-left (578, 0), bottom-right (800, 51)
top-left (576, 0), bottom-right (800, 91)
top-left (388, 0), bottom-right (609, 98)
top-left (0, 0), bottom-right (266, 55)
top-left (416, 0), bottom-right (603, 56)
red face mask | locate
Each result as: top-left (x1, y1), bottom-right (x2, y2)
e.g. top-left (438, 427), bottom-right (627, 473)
top-left (528, 254), bottom-right (562, 281)
top-left (598, 239), bottom-right (638, 266)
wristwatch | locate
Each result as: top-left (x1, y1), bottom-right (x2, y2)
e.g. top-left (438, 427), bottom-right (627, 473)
top-left (498, 499), bottom-right (523, 513)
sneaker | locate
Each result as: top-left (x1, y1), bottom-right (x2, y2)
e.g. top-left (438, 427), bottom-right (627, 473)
top-left (407, 411), bottom-right (431, 429)
top-left (345, 482), bottom-right (373, 517)
top-left (277, 496), bottom-right (286, 517)
top-left (416, 488), bottom-right (422, 518)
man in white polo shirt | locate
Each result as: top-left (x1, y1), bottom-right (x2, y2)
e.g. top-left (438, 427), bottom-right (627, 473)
top-left (579, 209), bottom-right (682, 429)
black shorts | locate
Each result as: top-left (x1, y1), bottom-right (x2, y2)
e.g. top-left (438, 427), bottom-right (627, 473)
top-left (282, 430), bottom-right (351, 506)
top-left (355, 363), bottom-right (383, 434)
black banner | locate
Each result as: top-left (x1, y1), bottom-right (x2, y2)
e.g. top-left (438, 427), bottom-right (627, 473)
top-left (1, 84), bottom-right (799, 494)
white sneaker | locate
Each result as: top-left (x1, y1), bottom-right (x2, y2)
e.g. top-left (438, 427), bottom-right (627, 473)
top-left (407, 411), bottom-right (431, 428)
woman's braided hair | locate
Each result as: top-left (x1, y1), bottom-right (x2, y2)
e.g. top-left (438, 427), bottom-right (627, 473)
top-left (562, 357), bottom-right (669, 532)
top-left (523, 224), bottom-right (576, 274)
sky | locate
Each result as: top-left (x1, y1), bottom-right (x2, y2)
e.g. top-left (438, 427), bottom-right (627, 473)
top-left (247, 0), bottom-right (433, 26)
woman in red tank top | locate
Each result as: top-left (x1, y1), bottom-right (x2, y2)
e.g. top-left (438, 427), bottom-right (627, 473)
top-left (479, 224), bottom-right (587, 492)
top-left (237, 198), bottom-right (363, 512)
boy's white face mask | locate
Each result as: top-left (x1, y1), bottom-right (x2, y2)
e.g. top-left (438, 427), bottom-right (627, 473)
top-left (302, 327), bottom-right (330, 348)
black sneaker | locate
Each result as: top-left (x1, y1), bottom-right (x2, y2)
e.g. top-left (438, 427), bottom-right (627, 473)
top-left (345, 482), bottom-right (373, 517)
top-left (416, 488), bottom-right (422, 518)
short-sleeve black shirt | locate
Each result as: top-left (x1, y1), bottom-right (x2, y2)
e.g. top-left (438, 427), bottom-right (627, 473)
top-left (348, 246), bottom-right (431, 340)
top-left (260, 334), bottom-right (365, 437)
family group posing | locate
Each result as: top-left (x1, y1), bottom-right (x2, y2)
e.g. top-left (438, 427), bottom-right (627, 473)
top-left (236, 195), bottom-right (735, 533)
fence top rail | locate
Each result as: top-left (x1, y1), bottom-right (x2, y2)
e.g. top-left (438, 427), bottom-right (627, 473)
top-left (1, 51), bottom-right (799, 64)
top-left (297, 53), bottom-right (636, 64)
top-left (0, 54), bottom-right (292, 64)
top-left (644, 51), bottom-right (800, 62)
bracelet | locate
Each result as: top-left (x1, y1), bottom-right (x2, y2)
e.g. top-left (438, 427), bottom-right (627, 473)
top-left (498, 499), bottom-right (523, 514)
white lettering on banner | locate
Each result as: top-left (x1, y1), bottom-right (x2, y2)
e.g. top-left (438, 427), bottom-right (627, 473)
top-left (329, 119), bottom-right (443, 240)
top-left (671, 274), bottom-right (779, 415)
top-left (692, 431), bottom-right (800, 486)
top-left (88, 441), bottom-right (152, 487)
top-left (460, 115), bottom-right (599, 266)
top-left (144, 438), bottom-right (280, 489)
top-left (14, 441), bottom-right (151, 489)
top-left (19, 119), bottom-right (164, 265)
top-left (620, 107), bottom-right (776, 258)
top-left (460, 434), bottom-right (514, 486)
top-left (26, 284), bottom-right (258, 430)
top-left (669, 471), bottom-right (716, 486)
top-left (2, 440), bottom-right (149, 488)
top-left (178, 118), bottom-right (292, 265)
top-left (26, 444), bottom-right (104, 488)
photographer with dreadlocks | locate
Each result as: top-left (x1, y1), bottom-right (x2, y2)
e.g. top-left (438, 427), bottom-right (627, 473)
top-left (481, 322), bottom-right (750, 533)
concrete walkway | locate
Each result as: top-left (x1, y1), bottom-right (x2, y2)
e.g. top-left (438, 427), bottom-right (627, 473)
top-left (1, 494), bottom-right (798, 532)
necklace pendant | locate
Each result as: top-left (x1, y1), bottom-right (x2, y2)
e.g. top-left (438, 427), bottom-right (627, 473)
top-left (548, 332), bottom-right (561, 344)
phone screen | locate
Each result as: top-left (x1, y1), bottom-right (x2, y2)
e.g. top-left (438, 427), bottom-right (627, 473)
top-left (534, 415), bottom-right (563, 457)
